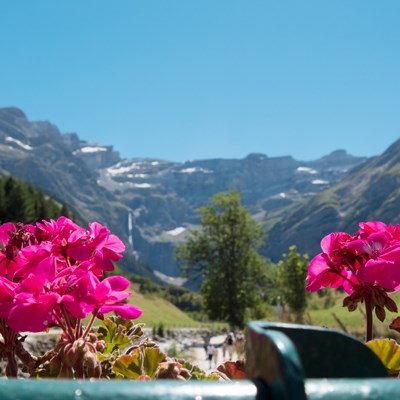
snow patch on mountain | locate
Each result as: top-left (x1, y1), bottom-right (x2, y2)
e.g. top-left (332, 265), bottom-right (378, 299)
top-left (76, 146), bottom-right (108, 153)
top-left (166, 227), bottom-right (186, 236)
top-left (6, 136), bottom-right (32, 151)
top-left (296, 166), bottom-right (317, 174)
top-left (312, 179), bottom-right (329, 185)
top-left (180, 167), bottom-right (213, 174)
top-left (107, 162), bottom-right (141, 176)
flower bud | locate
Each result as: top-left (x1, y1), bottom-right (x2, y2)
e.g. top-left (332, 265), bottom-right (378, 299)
top-left (83, 349), bottom-right (98, 369)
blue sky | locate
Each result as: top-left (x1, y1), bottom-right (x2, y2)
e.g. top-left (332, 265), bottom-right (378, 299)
top-left (1, 1), bottom-right (400, 162)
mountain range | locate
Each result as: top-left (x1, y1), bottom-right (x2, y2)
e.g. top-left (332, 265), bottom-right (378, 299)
top-left (1, 107), bottom-right (398, 280)
top-left (262, 139), bottom-right (400, 260)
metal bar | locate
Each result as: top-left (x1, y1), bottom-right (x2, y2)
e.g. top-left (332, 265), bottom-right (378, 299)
top-left (305, 378), bottom-right (399, 400)
top-left (0, 379), bottom-right (258, 400)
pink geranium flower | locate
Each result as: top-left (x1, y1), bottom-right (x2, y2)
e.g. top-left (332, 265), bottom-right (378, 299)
top-left (306, 232), bottom-right (354, 292)
top-left (0, 217), bottom-right (142, 379)
top-left (0, 222), bottom-right (16, 247)
top-left (358, 221), bottom-right (400, 243)
top-left (35, 216), bottom-right (81, 244)
top-left (358, 247), bottom-right (400, 290)
top-left (96, 276), bottom-right (142, 319)
top-left (345, 231), bottom-right (400, 289)
top-left (13, 243), bottom-right (61, 279)
top-left (8, 291), bottom-right (60, 332)
top-left (62, 273), bottom-right (141, 320)
top-left (0, 222), bottom-right (36, 277)
top-left (306, 220), bottom-right (400, 342)
top-left (67, 222), bottom-right (125, 273)
top-left (0, 277), bottom-right (17, 318)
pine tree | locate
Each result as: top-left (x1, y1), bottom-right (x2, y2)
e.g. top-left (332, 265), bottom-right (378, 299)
top-left (4, 177), bottom-right (26, 222)
top-left (0, 176), bottom-right (72, 224)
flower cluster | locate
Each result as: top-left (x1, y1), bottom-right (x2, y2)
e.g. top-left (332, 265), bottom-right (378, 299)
top-left (306, 221), bottom-right (400, 340)
top-left (0, 217), bottom-right (141, 377)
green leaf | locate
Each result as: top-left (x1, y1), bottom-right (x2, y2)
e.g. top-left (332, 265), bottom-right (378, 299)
top-left (143, 347), bottom-right (166, 378)
top-left (97, 318), bottom-right (117, 343)
top-left (367, 339), bottom-right (400, 374)
top-left (113, 346), bottom-right (166, 379)
top-left (113, 350), bottom-right (143, 379)
top-left (97, 318), bottom-right (132, 353)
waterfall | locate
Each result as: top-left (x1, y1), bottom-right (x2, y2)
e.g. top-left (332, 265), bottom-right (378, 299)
top-left (128, 211), bottom-right (133, 248)
top-left (128, 211), bottom-right (139, 260)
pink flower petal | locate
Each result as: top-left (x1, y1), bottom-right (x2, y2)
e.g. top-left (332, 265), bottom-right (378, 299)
top-left (0, 223), bottom-right (15, 246)
top-left (9, 292), bottom-right (59, 332)
top-left (104, 276), bottom-right (130, 292)
top-left (99, 303), bottom-right (142, 320)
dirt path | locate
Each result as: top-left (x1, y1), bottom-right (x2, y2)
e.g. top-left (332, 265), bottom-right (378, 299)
top-left (187, 334), bottom-right (239, 373)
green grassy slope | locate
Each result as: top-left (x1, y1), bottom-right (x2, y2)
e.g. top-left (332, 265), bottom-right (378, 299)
top-left (127, 286), bottom-right (200, 328)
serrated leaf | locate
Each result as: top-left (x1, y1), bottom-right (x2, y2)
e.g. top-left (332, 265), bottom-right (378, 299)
top-left (113, 350), bottom-right (143, 379)
top-left (143, 347), bottom-right (166, 377)
top-left (127, 323), bottom-right (144, 340)
top-left (112, 327), bottom-right (131, 348)
top-left (367, 339), bottom-right (400, 374)
top-left (96, 319), bottom-right (117, 350)
top-left (98, 318), bottom-right (131, 353)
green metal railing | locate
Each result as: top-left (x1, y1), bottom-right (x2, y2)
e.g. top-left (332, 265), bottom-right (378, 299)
top-left (245, 321), bottom-right (392, 400)
top-left (0, 380), bottom-right (257, 400)
top-left (1, 322), bottom-right (398, 399)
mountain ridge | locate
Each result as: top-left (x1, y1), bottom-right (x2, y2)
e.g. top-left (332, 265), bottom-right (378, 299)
top-left (262, 138), bottom-right (400, 261)
top-left (0, 106), bottom-right (372, 276)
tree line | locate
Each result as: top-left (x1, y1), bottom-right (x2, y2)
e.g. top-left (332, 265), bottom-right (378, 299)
top-left (0, 175), bottom-right (71, 224)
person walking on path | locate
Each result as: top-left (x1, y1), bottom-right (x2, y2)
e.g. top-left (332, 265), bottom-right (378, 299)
top-left (206, 344), bottom-right (215, 369)
top-left (222, 340), bottom-right (227, 361)
top-left (225, 332), bottom-right (235, 361)
top-left (212, 346), bottom-right (219, 368)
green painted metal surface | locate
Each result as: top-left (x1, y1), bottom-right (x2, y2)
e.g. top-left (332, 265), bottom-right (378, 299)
top-left (246, 321), bottom-right (395, 399)
top-left (246, 323), bottom-right (306, 400)
top-left (247, 321), bottom-right (387, 379)
top-left (0, 380), bottom-right (257, 400)
top-left (305, 379), bottom-right (399, 400)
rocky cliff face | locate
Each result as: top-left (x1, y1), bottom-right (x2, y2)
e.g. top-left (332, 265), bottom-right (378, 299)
top-left (0, 107), bottom-right (369, 276)
top-left (0, 108), bottom-right (135, 267)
